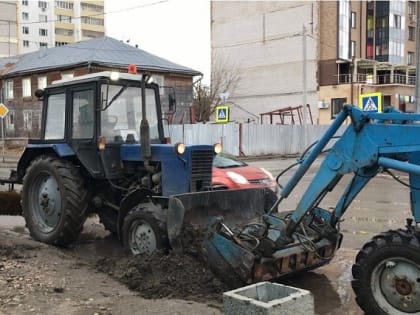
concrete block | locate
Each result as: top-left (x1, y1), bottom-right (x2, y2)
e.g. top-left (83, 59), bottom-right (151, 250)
top-left (223, 281), bottom-right (314, 315)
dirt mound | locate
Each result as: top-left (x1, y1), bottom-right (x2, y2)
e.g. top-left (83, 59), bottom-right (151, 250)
top-left (96, 251), bottom-right (229, 306)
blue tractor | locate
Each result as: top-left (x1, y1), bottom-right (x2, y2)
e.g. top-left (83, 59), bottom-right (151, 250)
top-left (6, 71), bottom-right (219, 255)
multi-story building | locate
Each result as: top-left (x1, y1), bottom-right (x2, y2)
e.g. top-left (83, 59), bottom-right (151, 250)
top-left (211, 1), bottom-right (417, 125)
top-left (0, 1), bottom-right (18, 57)
top-left (318, 0), bottom-right (417, 124)
top-left (15, 0), bottom-right (105, 54)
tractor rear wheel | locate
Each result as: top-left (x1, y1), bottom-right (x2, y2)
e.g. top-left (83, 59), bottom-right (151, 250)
top-left (122, 202), bottom-right (168, 256)
top-left (22, 155), bottom-right (90, 247)
top-left (351, 229), bottom-right (420, 315)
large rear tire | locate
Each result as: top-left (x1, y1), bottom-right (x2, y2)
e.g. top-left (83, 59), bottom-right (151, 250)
top-left (22, 155), bottom-right (90, 247)
top-left (351, 229), bottom-right (420, 315)
top-left (122, 201), bottom-right (168, 256)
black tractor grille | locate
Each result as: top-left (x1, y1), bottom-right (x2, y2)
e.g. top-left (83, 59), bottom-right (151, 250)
top-left (190, 150), bottom-right (213, 192)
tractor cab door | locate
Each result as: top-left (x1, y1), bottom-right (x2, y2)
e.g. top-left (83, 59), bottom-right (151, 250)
top-left (70, 85), bottom-right (102, 176)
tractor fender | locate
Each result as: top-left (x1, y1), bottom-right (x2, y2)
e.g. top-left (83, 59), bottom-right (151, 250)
top-left (16, 144), bottom-right (75, 181)
top-left (118, 188), bottom-right (156, 237)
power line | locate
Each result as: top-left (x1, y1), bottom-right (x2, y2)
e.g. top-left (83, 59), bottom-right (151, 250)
top-left (0, 0), bottom-right (168, 26)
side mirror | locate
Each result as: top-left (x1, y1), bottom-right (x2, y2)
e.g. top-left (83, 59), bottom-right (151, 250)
top-left (35, 89), bottom-right (44, 99)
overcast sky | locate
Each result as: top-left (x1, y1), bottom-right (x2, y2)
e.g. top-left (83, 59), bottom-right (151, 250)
top-left (105, 0), bottom-right (211, 84)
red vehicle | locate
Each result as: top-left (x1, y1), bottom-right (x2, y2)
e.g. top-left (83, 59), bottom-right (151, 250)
top-left (212, 153), bottom-right (278, 193)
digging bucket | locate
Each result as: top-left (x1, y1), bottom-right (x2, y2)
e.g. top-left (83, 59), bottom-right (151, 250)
top-left (167, 188), bottom-right (277, 252)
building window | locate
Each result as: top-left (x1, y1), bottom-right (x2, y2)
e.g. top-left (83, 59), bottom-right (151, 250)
top-left (22, 78), bottom-right (31, 97)
top-left (23, 110), bottom-right (33, 131)
top-left (23, 40), bottom-right (29, 47)
top-left (22, 26), bottom-right (29, 34)
top-left (22, 0), bottom-right (28, 5)
top-left (81, 2), bottom-right (104, 12)
top-left (351, 41), bottom-right (356, 57)
top-left (61, 72), bottom-right (74, 80)
top-left (22, 12), bottom-right (29, 20)
top-left (55, 28), bottom-right (73, 36)
top-left (409, 26), bottom-right (415, 41)
top-left (55, 1), bottom-right (74, 10)
top-left (408, 51), bottom-right (415, 65)
top-left (39, 28), bottom-right (48, 36)
top-left (38, 1), bottom-right (47, 9)
top-left (393, 14), bottom-right (402, 29)
top-left (39, 15), bottom-right (47, 22)
top-left (351, 12), bottom-right (356, 28)
top-left (55, 41), bottom-right (68, 46)
top-left (4, 80), bottom-right (13, 100)
top-left (81, 16), bottom-right (104, 26)
top-left (56, 15), bottom-right (72, 23)
top-left (39, 42), bottom-right (48, 47)
top-left (38, 76), bottom-right (47, 89)
top-left (331, 98), bottom-right (347, 118)
top-left (409, 1), bottom-right (416, 15)
top-left (6, 110), bottom-right (14, 131)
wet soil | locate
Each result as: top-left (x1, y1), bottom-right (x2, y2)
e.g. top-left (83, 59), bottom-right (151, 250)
top-left (96, 252), bottom-right (228, 306)
top-left (0, 220), bottom-right (224, 315)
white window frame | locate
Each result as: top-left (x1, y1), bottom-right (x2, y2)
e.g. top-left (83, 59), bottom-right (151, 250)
top-left (38, 76), bottom-right (47, 89)
top-left (6, 110), bottom-right (14, 131)
top-left (23, 110), bottom-right (33, 130)
top-left (61, 72), bottom-right (74, 80)
top-left (22, 78), bottom-right (31, 97)
top-left (5, 80), bottom-right (13, 99)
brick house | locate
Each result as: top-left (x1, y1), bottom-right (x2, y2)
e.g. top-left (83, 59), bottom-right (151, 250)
top-left (0, 36), bottom-right (201, 138)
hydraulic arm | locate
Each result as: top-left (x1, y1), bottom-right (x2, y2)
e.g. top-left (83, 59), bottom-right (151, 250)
top-left (198, 105), bottom-right (420, 314)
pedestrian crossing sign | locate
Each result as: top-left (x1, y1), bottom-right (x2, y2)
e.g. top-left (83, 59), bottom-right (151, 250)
top-left (215, 105), bottom-right (229, 123)
top-left (359, 92), bottom-right (382, 113)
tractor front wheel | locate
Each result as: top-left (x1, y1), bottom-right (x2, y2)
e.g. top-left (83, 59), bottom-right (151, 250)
top-left (351, 229), bottom-right (420, 315)
top-left (122, 202), bottom-right (168, 256)
top-left (22, 156), bottom-right (90, 247)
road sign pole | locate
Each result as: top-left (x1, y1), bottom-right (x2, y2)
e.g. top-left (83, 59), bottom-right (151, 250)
top-left (1, 117), bottom-right (4, 163)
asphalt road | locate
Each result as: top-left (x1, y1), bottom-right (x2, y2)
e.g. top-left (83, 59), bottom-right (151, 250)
top-left (0, 154), bottom-right (415, 314)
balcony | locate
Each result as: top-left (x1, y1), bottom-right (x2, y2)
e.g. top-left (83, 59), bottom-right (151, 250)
top-left (334, 58), bottom-right (416, 86)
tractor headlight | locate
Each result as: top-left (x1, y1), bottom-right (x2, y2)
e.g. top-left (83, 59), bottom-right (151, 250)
top-left (214, 143), bottom-right (222, 154)
top-left (175, 142), bottom-right (186, 155)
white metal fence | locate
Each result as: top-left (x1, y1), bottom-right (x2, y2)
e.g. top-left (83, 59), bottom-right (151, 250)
top-left (169, 123), bottom-right (346, 156)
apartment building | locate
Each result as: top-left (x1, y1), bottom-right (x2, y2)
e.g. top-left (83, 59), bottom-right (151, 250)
top-left (318, 0), bottom-right (417, 124)
top-left (0, 0), bottom-right (106, 55)
top-left (0, 1), bottom-right (18, 57)
top-left (211, 1), bottom-right (417, 124)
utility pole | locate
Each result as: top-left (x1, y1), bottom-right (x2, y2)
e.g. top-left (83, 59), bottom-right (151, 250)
top-left (301, 25), bottom-right (308, 153)
top-left (416, 1), bottom-right (420, 112)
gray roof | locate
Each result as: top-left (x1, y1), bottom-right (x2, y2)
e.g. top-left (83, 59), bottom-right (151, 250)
top-left (1, 36), bottom-right (201, 77)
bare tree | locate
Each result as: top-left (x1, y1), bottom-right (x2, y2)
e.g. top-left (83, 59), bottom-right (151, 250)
top-left (192, 52), bottom-right (241, 122)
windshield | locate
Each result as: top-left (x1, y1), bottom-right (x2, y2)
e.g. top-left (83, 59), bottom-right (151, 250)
top-left (100, 83), bottom-right (159, 143)
top-left (213, 153), bottom-right (247, 168)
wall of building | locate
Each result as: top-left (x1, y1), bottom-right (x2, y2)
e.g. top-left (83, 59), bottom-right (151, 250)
top-left (211, 1), bottom-right (319, 123)
top-left (0, 2), bottom-right (18, 57)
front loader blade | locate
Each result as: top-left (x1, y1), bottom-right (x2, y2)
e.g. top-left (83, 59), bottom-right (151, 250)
top-left (167, 188), bottom-right (277, 253)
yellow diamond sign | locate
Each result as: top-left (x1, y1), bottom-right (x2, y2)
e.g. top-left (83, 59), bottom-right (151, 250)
top-left (0, 103), bottom-right (8, 118)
